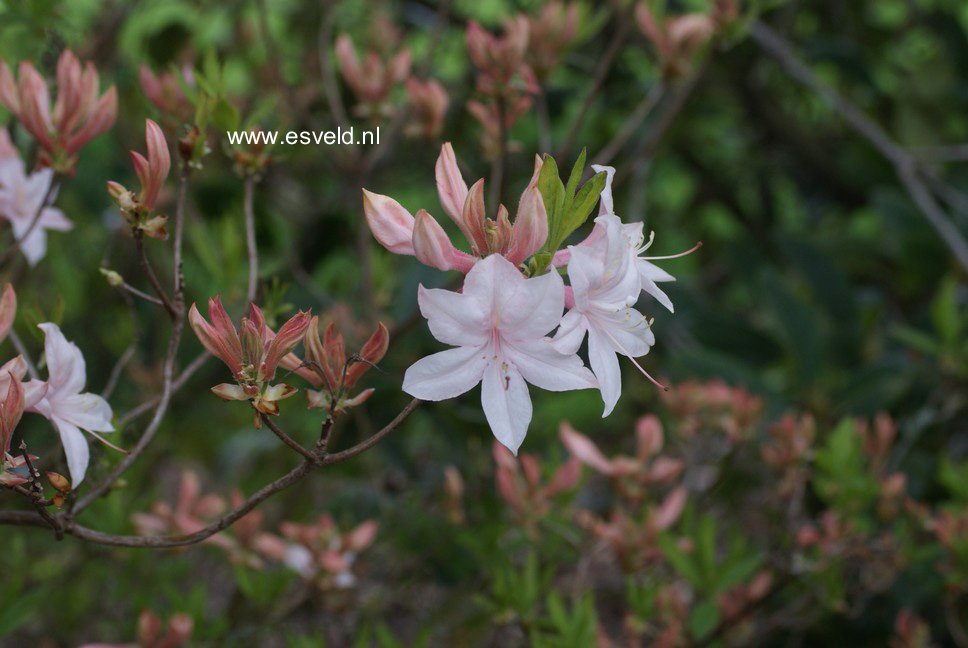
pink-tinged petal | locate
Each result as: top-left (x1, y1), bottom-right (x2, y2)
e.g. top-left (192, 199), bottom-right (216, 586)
top-left (495, 462), bottom-right (525, 513)
top-left (38, 207), bottom-right (73, 231)
top-left (345, 519), bottom-right (378, 552)
top-left (552, 223), bottom-right (604, 268)
top-left (413, 209), bottom-right (476, 272)
top-left (22, 379), bottom-right (47, 411)
top-left (647, 456), bottom-right (684, 484)
top-left (551, 310), bottom-right (587, 356)
top-left (131, 151), bottom-right (151, 194)
top-left (519, 453), bottom-right (541, 486)
top-left (263, 383), bottom-right (298, 402)
top-left (559, 422), bottom-right (614, 475)
top-left (362, 189), bottom-right (416, 255)
top-left (636, 414), bottom-right (664, 459)
top-left (587, 327), bottom-right (622, 417)
top-left (402, 345), bottom-right (488, 401)
top-left (543, 457), bottom-right (581, 496)
top-left (0, 356), bottom-right (28, 383)
top-left (51, 415), bottom-right (89, 487)
top-left (0, 126), bottom-right (15, 159)
top-left (56, 393), bottom-right (114, 433)
top-left (481, 360), bottom-right (531, 455)
top-left (0, 370), bottom-right (24, 454)
top-left (142, 118), bottom-right (170, 208)
top-left (188, 302), bottom-right (242, 376)
top-left (212, 383), bottom-right (249, 400)
top-left (335, 34), bottom-right (363, 90)
top-left (64, 86), bottom-right (117, 154)
top-left (38, 322), bottom-right (86, 395)
top-left (461, 178), bottom-right (488, 255)
top-left (417, 284), bottom-right (488, 347)
top-left (435, 142), bottom-right (470, 229)
top-left (261, 311), bottom-right (311, 382)
top-left (653, 486), bottom-right (687, 531)
top-left (590, 164), bottom-right (615, 216)
top-left (0, 283), bottom-right (15, 343)
top-left (344, 323), bottom-right (389, 388)
top-left (503, 339), bottom-right (597, 393)
top-left (341, 387), bottom-right (374, 408)
top-left (17, 64), bottom-right (53, 146)
top-left (506, 186), bottom-right (548, 265)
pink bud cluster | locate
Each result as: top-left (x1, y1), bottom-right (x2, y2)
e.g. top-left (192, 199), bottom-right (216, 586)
top-left (0, 50), bottom-right (117, 173)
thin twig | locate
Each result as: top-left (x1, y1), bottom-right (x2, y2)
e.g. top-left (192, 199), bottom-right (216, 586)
top-left (118, 352), bottom-right (208, 427)
top-left (260, 412), bottom-right (318, 463)
top-left (114, 281), bottom-right (164, 307)
top-left (0, 178), bottom-right (58, 267)
top-left (243, 174), bottom-right (259, 304)
top-left (593, 81), bottom-right (665, 167)
top-left (172, 166), bottom-right (190, 300)
top-left (134, 230), bottom-right (178, 318)
top-left (0, 399), bottom-right (421, 547)
top-left (100, 344), bottom-right (137, 400)
top-left (749, 19), bottom-right (968, 274)
top-left (557, 0), bottom-right (637, 158)
top-left (488, 98), bottom-right (507, 214)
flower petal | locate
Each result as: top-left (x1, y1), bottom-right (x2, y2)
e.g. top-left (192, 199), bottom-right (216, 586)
top-left (51, 416), bottom-right (89, 487)
top-left (504, 339), bottom-right (598, 393)
top-left (481, 359), bottom-right (531, 455)
top-left (38, 322), bottom-right (86, 395)
top-left (417, 284), bottom-right (488, 347)
top-left (55, 392), bottom-right (114, 432)
top-left (587, 327), bottom-right (622, 417)
top-left (402, 345), bottom-right (487, 401)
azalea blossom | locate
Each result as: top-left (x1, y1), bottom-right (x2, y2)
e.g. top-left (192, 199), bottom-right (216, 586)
top-left (0, 154), bottom-right (73, 265)
top-left (554, 212), bottom-right (657, 415)
top-left (363, 142), bottom-right (547, 273)
top-left (106, 118), bottom-right (171, 240)
top-left (25, 323), bottom-right (115, 487)
top-left (402, 253), bottom-right (597, 453)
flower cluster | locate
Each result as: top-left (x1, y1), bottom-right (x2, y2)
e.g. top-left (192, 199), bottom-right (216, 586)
top-left (0, 49), bottom-right (116, 173)
top-left (335, 33), bottom-right (412, 123)
top-left (365, 144), bottom-right (698, 453)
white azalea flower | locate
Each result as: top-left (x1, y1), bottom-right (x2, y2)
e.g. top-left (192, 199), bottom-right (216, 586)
top-left (0, 156), bottom-right (72, 266)
top-left (26, 323), bottom-right (115, 486)
top-left (403, 254), bottom-right (598, 454)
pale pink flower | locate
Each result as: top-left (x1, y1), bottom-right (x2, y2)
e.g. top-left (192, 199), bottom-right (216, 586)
top-left (25, 323), bottom-right (115, 487)
top-left (0, 155), bottom-right (72, 265)
top-left (402, 254), bottom-right (597, 453)
top-left (553, 212), bottom-right (657, 415)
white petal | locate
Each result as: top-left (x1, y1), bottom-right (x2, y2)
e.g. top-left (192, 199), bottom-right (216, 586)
top-left (54, 393), bottom-right (114, 432)
top-left (417, 284), bottom-right (488, 347)
top-left (590, 164), bottom-right (616, 216)
top-left (504, 339), bottom-right (598, 393)
top-left (481, 359), bottom-right (531, 455)
top-left (38, 207), bottom-right (73, 231)
top-left (587, 328), bottom-right (622, 417)
top-left (38, 323), bottom-right (87, 395)
top-left (51, 416), bottom-right (89, 487)
top-left (498, 266), bottom-right (564, 340)
top-left (402, 345), bottom-right (488, 401)
top-left (638, 268), bottom-right (675, 313)
top-left (551, 310), bottom-right (588, 355)
top-left (461, 253), bottom-right (523, 315)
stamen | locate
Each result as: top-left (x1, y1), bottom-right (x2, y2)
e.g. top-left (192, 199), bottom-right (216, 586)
top-left (645, 241), bottom-right (703, 260)
top-left (599, 326), bottom-right (668, 391)
top-left (88, 429), bottom-right (130, 454)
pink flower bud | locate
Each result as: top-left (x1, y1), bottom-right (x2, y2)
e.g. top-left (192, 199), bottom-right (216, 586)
top-left (0, 369), bottom-right (25, 456)
top-left (0, 127), bottom-right (15, 159)
top-left (506, 187), bottom-right (548, 265)
top-left (635, 414), bottom-right (664, 459)
top-left (559, 422), bottom-right (615, 475)
top-left (413, 209), bottom-right (476, 273)
top-left (344, 322), bottom-right (390, 388)
top-left (0, 283), bottom-right (15, 344)
top-left (141, 118), bottom-right (171, 209)
top-left (189, 297), bottom-right (244, 377)
top-left (0, 62), bottom-right (19, 114)
top-left (434, 143), bottom-right (470, 228)
top-left (362, 189), bottom-right (416, 255)
top-left (260, 311), bottom-right (311, 382)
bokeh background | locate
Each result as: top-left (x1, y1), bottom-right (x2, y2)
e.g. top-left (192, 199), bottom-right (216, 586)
top-left (1, 0), bottom-right (967, 645)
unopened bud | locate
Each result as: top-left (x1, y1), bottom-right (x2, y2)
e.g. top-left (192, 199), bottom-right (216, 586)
top-left (47, 471), bottom-right (71, 492)
top-left (52, 493), bottom-right (65, 508)
top-left (99, 268), bottom-right (124, 287)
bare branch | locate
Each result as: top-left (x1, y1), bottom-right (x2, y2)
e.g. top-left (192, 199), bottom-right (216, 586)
top-left (244, 174), bottom-right (259, 304)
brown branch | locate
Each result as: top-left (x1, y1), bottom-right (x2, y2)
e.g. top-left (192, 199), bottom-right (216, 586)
top-left (172, 166), bottom-right (190, 303)
top-left (0, 177), bottom-right (58, 267)
top-left (0, 398), bottom-right (421, 548)
top-left (260, 412), bottom-right (318, 463)
top-left (749, 19), bottom-right (968, 274)
top-left (243, 174), bottom-right (259, 304)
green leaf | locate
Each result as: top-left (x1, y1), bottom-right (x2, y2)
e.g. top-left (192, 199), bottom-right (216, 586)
top-left (538, 155), bottom-right (565, 249)
top-left (559, 171), bottom-right (606, 245)
top-left (687, 599), bottom-right (720, 641)
top-left (932, 276), bottom-right (961, 347)
top-left (658, 534), bottom-right (703, 589)
top-left (563, 148), bottom-right (587, 214)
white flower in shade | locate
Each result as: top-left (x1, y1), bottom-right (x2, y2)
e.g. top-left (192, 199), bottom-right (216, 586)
top-left (26, 323), bottom-right (115, 486)
top-left (0, 156), bottom-right (72, 265)
top-left (402, 254), bottom-right (598, 454)
top-left (553, 214), bottom-right (658, 416)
